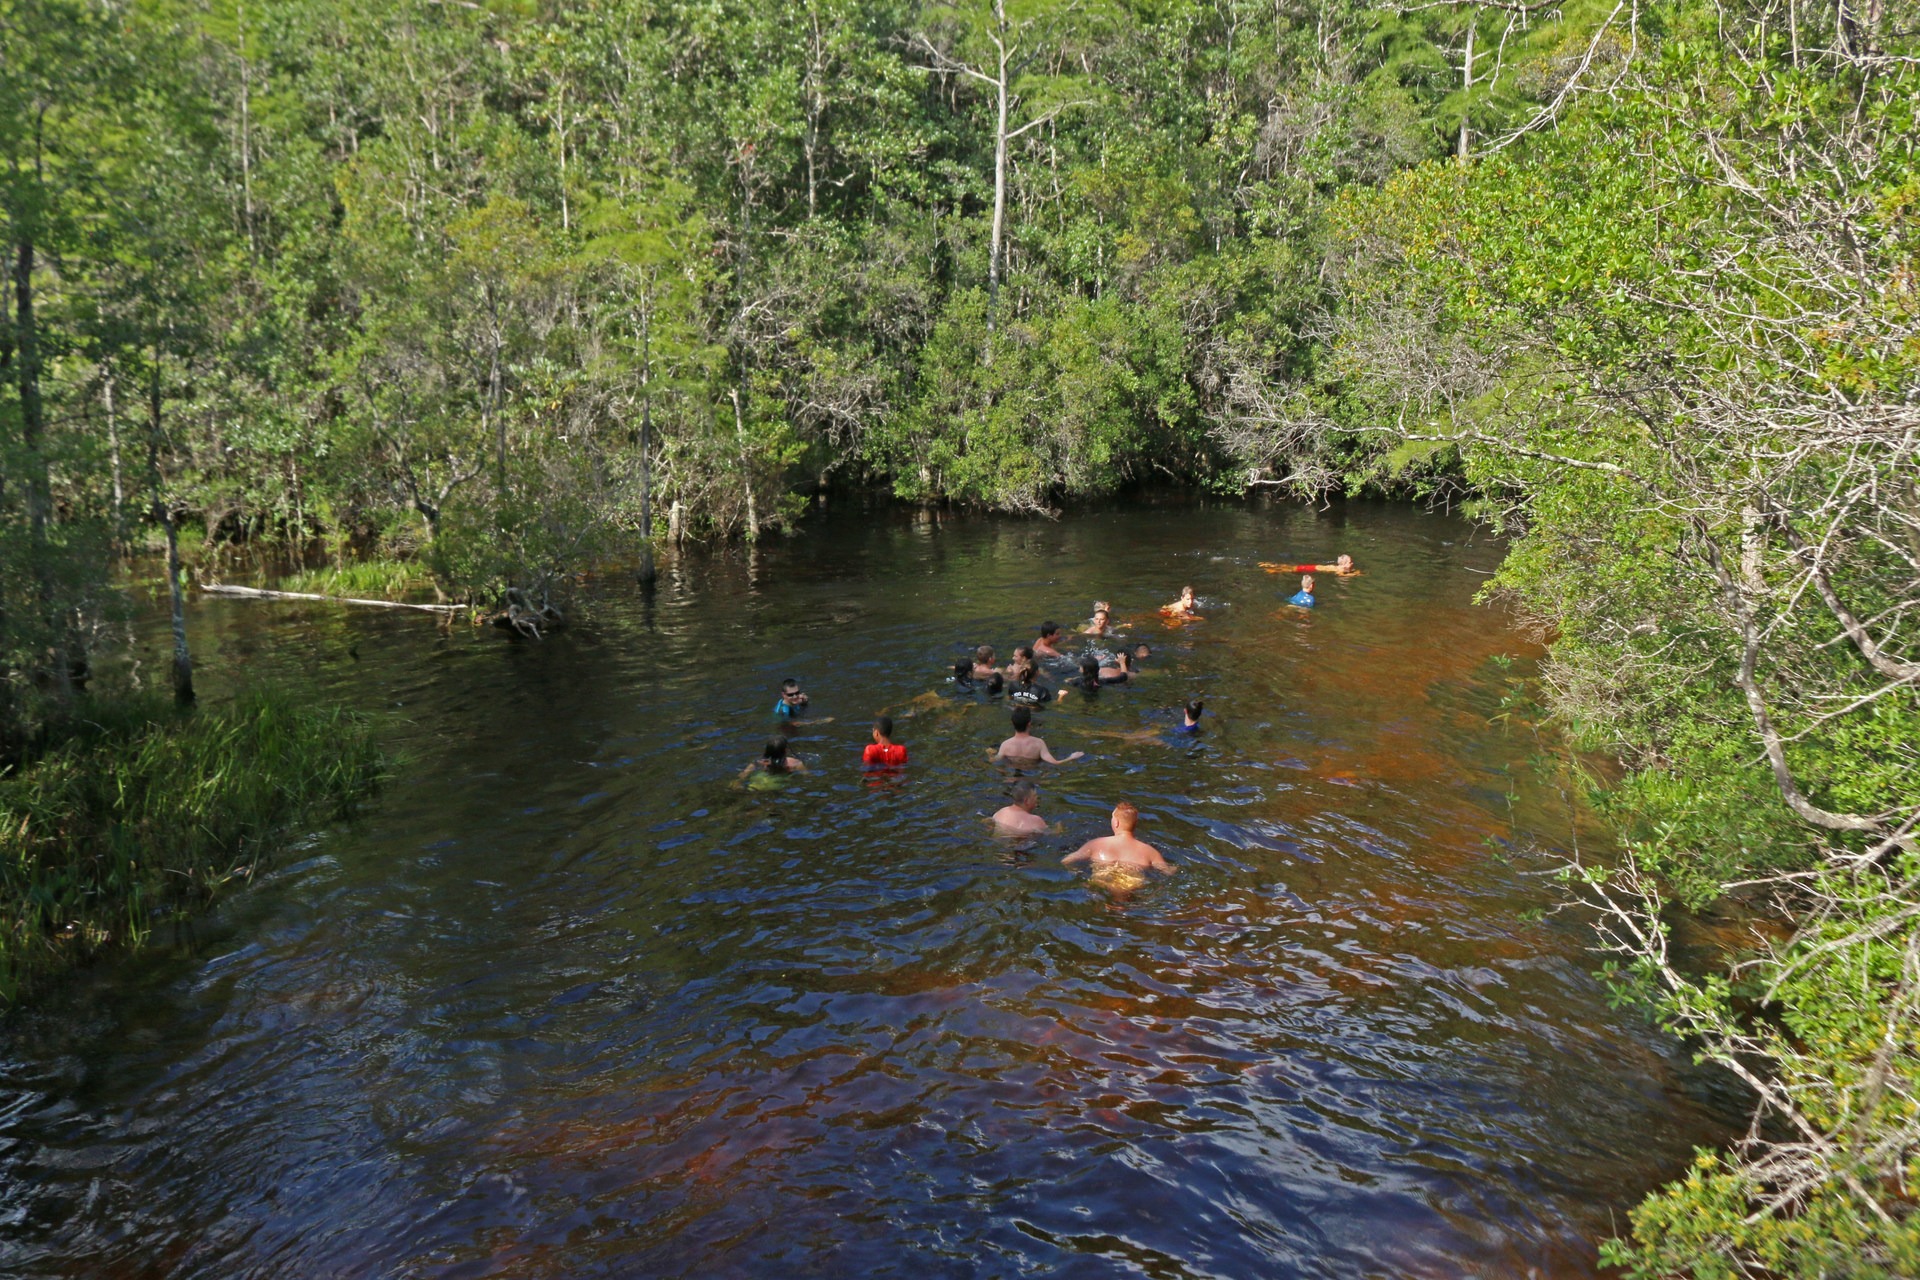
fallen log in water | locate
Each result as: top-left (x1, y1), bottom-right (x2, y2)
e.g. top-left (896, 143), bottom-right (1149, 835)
top-left (201, 583), bottom-right (467, 614)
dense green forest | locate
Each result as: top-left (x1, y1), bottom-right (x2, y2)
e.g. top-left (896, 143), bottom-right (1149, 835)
top-left (3, 0), bottom-right (1917, 1272)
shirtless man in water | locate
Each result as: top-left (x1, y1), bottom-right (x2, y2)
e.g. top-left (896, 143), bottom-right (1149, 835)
top-left (993, 706), bottom-right (1084, 764)
top-left (992, 779), bottom-right (1048, 835)
top-left (1161, 585), bottom-right (1199, 617)
top-left (1062, 801), bottom-right (1175, 874)
top-left (1034, 622), bottom-right (1065, 659)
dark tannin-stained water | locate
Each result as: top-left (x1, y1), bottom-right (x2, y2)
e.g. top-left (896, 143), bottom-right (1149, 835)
top-left (0, 500), bottom-right (1741, 1278)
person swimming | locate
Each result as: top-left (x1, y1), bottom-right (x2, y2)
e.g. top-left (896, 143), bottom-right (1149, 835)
top-left (742, 735), bottom-right (807, 779)
top-left (993, 706), bottom-right (1084, 764)
top-left (1174, 699), bottom-right (1204, 734)
top-left (1261, 554), bottom-right (1357, 576)
top-left (1161, 586), bottom-right (1199, 617)
top-left (1287, 574), bottom-right (1316, 608)
top-left (1034, 622), bottom-right (1065, 658)
top-left (1098, 650), bottom-right (1135, 684)
top-left (1007, 659), bottom-right (1055, 706)
top-left (773, 677), bottom-right (810, 717)
top-left (1003, 645), bottom-right (1037, 677)
top-left (863, 715), bottom-right (907, 767)
top-left (971, 645), bottom-right (998, 678)
top-left (1062, 801), bottom-right (1176, 878)
top-left (951, 660), bottom-right (975, 688)
top-left (1059, 656), bottom-right (1103, 699)
top-left (992, 779), bottom-right (1048, 835)
top-left (1082, 605), bottom-right (1113, 636)
top-left (983, 671), bottom-right (1005, 696)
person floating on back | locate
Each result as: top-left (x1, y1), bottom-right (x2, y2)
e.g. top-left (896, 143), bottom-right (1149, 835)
top-left (1261, 554), bottom-right (1357, 576)
top-left (1287, 574), bottom-right (1315, 608)
top-left (993, 706), bottom-right (1084, 764)
top-left (1161, 586), bottom-right (1200, 617)
top-left (742, 735), bottom-right (807, 781)
top-left (1034, 622), bottom-right (1065, 658)
top-left (1098, 650), bottom-right (1136, 684)
top-left (863, 715), bottom-right (907, 767)
top-left (1062, 801), bottom-right (1176, 878)
top-left (773, 677), bottom-right (810, 717)
top-left (992, 779), bottom-right (1048, 835)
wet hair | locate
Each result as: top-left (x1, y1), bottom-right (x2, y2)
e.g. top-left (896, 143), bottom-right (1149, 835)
top-left (874, 715), bottom-right (893, 739)
top-left (781, 678), bottom-right (801, 693)
top-left (1186, 699), bottom-right (1205, 720)
top-left (1133, 643), bottom-right (1151, 660)
top-left (1079, 656), bottom-right (1100, 682)
top-left (1010, 779), bottom-right (1038, 805)
top-left (1013, 646), bottom-right (1034, 663)
top-left (975, 644), bottom-right (995, 665)
top-left (985, 673), bottom-right (1005, 695)
top-left (953, 660), bottom-right (973, 683)
top-left (1039, 622), bottom-right (1060, 638)
top-left (1010, 706), bottom-right (1033, 732)
top-left (1011, 660), bottom-right (1037, 686)
top-left (763, 737), bottom-right (790, 773)
top-left (1112, 801), bottom-right (1138, 831)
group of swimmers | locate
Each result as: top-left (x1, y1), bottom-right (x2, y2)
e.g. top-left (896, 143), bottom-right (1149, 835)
top-left (740, 555), bottom-right (1360, 885)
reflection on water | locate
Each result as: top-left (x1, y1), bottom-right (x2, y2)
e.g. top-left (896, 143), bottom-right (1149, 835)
top-left (0, 500), bottom-right (1740, 1278)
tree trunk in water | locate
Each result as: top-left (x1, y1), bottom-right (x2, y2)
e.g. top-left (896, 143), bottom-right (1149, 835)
top-left (731, 387), bottom-right (758, 541)
top-left (147, 351), bottom-right (193, 703)
top-left (15, 234), bottom-right (71, 705)
top-left (636, 301), bottom-right (656, 585)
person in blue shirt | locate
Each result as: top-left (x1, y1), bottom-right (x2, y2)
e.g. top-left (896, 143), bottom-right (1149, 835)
top-left (1287, 573), bottom-right (1316, 608)
top-left (773, 677), bottom-right (810, 716)
top-left (1173, 700), bottom-right (1204, 734)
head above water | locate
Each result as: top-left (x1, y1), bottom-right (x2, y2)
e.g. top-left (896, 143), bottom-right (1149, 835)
top-left (1336, 554), bottom-right (1353, 571)
top-left (1039, 622), bottom-right (1060, 640)
top-left (1111, 801), bottom-right (1139, 833)
top-left (873, 715), bottom-right (894, 741)
top-left (985, 672), bottom-right (1005, 695)
top-left (975, 644), bottom-right (995, 665)
top-left (1132, 643), bottom-right (1151, 661)
top-left (1301, 574), bottom-right (1315, 592)
top-left (1011, 779), bottom-right (1039, 809)
top-left (763, 736), bottom-right (790, 771)
top-left (1080, 656), bottom-right (1100, 681)
top-left (781, 678), bottom-right (803, 698)
top-left (1184, 699), bottom-right (1204, 724)
top-left (1180, 585), bottom-right (1195, 602)
top-left (1010, 706), bottom-right (1033, 733)
top-left (953, 660), bottom-right (973, 683)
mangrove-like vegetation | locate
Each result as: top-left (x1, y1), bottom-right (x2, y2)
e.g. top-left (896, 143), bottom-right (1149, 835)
top-left (1, 0), bottom-right (1915, 1271)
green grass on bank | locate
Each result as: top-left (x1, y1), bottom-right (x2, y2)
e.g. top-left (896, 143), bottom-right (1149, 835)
top-left (280, 560), bottom-right (429, 600)
top-left (0, 689), bottom-right (384, 1005)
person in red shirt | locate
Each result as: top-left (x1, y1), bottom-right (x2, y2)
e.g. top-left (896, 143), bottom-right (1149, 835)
top-left (862, 716), bottom-right (908, 767)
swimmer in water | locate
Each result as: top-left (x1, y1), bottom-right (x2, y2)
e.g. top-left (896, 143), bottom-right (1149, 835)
top-left (984, 671), bottom-right (1005, 696)
top-left (1174, 699), bottom-right (1204, 734)
top-left (1057, 655), bottom-right (1103, 700)
top-left (1287, 574), bottom-right (1316, 608)
top-left (1003, 645), bottom-right (1036, 677)
top-left (863, 715), bottom-right (907, 767)
top-left (1007, 659), bottom-right (1055, 707)
top-left (992, 779), bottom-right (1048, 835)
top-left (1062, 801), bottom-right (1175, 876)
top-left (993, 706), bottom-right (1084, 765)
top-left (1082, 605), bottom-right (1113, 636)
top-left (1034, 622), bottom-right (1065, 659)
top-left (1161, 585), bottom-right (1199, 617)
top-left (742, 735), bottom-right (806, 778)
top-left (1098, 650), bottom-right (1135, 684)
top-left (1261, 554), bottom-right (1358, 576)
top-left (951, 660), bottom-right (975, 688)
top-left (773, 677), bottom-right (810, 717)
top-left (971, 645), bottom-right (998, 678)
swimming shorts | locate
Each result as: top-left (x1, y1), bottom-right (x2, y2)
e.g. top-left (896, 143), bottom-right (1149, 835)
top-left (1091, 863), bottom-right (1149, 892)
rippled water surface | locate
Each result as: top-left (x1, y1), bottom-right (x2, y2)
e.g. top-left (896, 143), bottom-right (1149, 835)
top-left (0, 501), bottom-right (1742, 1278)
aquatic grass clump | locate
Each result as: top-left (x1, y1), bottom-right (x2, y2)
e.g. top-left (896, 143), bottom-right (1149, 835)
top-left (0, 689), bottom-right (384, 1004)
top-left (281, 560), bottom-right (427, 600)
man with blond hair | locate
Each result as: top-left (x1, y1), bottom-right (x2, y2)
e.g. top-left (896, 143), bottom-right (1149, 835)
top-left (1062, 801), bottom-right (1175, 875)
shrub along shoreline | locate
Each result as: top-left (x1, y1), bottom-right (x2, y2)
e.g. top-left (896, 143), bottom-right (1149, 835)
top-left (0, 689), bottom-right (384, 1006)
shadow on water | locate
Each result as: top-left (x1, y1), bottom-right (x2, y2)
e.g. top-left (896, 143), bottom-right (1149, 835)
top-left (0, 500), bottom-right (1744, 1279)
